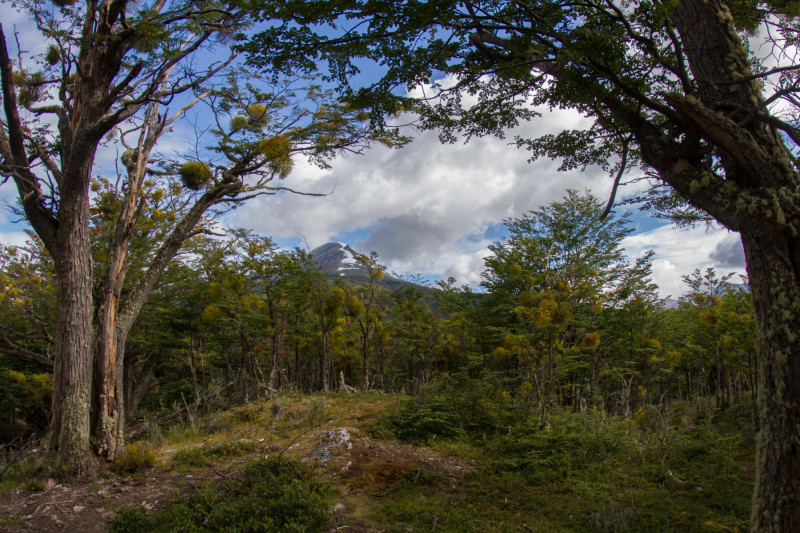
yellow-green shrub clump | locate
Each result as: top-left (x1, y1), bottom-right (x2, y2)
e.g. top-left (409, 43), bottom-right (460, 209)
top-left (582, 331), bottom-right (601, 350)
top-left (258, 135), bottom-right (290, 159)
top-left (179, 161), bottom-right (213, 190)
top-left (246, 104), bottom-right (269, 126)
top-left (258, 135), bottom-right (293, 178)
top-left (230, 115), bottom-right (249, 131)
top-left (45, 45), bottom-right (60, 66)
top-left (111, 441), bottom-right (157, 474)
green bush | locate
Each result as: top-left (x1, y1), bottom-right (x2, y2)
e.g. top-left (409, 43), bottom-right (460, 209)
top-left (111, 442), bottom-right (157, 475)
top-left (0, 370), bottom-right (52, 437)
top-left (109, 458), bottom-right (334, 532)
top-left (489, 409), bottom-right (637, 479)
top-left (171, 439), bottom-right (257, 470)
top-left (377, 376), bottom-right (517, 442)
top-left (109, 505), bottom-right (153, 533)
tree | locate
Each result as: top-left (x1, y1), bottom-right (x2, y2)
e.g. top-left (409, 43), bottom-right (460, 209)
top-left (0, 237), bottom-right (56, 439)
top-left (681, 268), bottom-right (737, 411)
top-left (343, 251), bottom-right (389, 390)
top-left (482, 191), bottom-right (640, 420)
top-left (0, 0), bottom-right (393, 469)
top-left (247, 1), bottom-right (800, 526)
top-left (0, 237), bottom-right (55, 373)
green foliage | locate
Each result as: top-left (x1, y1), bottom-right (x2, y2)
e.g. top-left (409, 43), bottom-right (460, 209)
top-left (489, 409), bottom-right (637, 479)
top-left (171, 440), bottom-right (258, 470)
top-left (258, 135), bottom-right (293, 177)
top-left (0, 370), bottom-right (52, 435)
top-left (109, 506), bottom-right (152, 533)
top-left (44, 45), bottom-right (60, 66)
top-left (362, 396), bottom-right (753, 532)
top-left (22, 477), bottom-right (46, 492)
top-left (378, 376), bottom-right (515, 442)
top-left (110, 458), bottom-right (334, 532)
top-left (178, 161), bottom-right (213, 190)
top-left (110, 441), bottom-right (157, 475)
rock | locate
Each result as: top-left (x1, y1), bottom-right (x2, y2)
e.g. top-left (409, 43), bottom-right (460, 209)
top-left (304, 428), bottom-right (353, 464)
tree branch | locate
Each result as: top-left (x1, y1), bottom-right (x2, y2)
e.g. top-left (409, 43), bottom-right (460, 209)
top-left (0, 24), bottom-right (58, 253)
top-left (0, 335), bottom-right (54, 370)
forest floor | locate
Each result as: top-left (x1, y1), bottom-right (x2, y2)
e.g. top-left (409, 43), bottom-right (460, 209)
top-left (0, 392), bottom-right (756, 532)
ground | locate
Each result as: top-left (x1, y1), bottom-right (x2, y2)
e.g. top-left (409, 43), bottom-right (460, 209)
top-left (0, 392), bottom-right (755, 532)
top-left (0, 393), bottom-right (473, 533)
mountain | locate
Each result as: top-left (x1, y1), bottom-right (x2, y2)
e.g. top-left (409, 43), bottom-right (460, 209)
top-left (309, 242), bottom-right (371, 278)
top-left (309, 242), bottom-right (414, 292)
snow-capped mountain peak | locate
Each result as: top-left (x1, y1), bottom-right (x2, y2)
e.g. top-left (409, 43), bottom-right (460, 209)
top-left (310, 242), bottom-right (368, 275)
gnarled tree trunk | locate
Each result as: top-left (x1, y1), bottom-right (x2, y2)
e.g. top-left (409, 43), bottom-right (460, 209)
top-left (742, 233), bottom-right (800, 531)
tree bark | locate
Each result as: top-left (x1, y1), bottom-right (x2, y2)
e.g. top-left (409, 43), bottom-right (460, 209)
top-left (743, 233), bottom-right (800, 531)
top-left (49, 187), bottom-right (96, 473)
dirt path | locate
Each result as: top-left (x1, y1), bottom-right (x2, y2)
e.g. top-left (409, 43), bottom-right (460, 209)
top-left (0, 470), bottom-right (197, 532)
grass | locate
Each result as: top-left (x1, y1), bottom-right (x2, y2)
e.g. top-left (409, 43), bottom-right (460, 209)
top-left (137, 391), bottom-right (753, 531)
top-left (111, 441), bottom-right (157, 475)
top-left (2, 391), bottom-right (753, 532)
top-left (353, 389), bottom-right (754, 532)
top-left (171, 439), bottom-right (259, 470)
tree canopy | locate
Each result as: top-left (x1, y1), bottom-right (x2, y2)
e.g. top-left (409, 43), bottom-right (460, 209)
top-left (245, 1), bottom-right (800, 528)
top-left (0, 0), bottom-right (399, 468)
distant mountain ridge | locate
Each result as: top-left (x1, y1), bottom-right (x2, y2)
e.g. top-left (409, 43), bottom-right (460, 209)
top-left (309, 242), bottom-right (402, 289)
top-left (309, 242), bottom-right (371, 277)
top-left (309, 242), bottom-right (431, 295)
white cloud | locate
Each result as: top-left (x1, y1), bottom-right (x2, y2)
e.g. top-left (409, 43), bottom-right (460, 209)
top-left (232, 106), bottom-right (617, 286)
top-left (622, 224), bottom-right (748, 299)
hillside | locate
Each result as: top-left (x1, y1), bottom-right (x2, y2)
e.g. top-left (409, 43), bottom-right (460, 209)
top-left (0, 392), bottom-right (755, 532)
top-left (310, 241), bottom-right (431, 293)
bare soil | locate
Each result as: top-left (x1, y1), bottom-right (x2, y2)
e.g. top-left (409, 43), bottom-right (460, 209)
top-left (0, 469), bottom-right (199, 532)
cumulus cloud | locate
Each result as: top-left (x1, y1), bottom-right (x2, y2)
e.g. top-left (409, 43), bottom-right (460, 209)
top-left (709, 235), bottom-right (746, 268)
top-left (622, 225), bottom-right (747, 299)
top-left (231, 105), bottom-right (619, 285)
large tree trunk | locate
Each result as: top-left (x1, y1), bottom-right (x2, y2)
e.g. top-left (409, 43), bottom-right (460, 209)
top-left (49, 191), bottom-right (96, 472)
top-left (93, 322), bottom-right (127, 460)
top-left (743, 233), bottom-right (800, 531)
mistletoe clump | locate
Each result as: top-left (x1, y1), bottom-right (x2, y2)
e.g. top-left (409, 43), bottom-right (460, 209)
top-left (179, 161), bottom-right (213, 190)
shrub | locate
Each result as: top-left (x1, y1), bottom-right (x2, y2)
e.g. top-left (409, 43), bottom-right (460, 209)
top-left (109, 458), bottom-right (334, 532)
top-left (109, 505), bottom-right (153, 533)
top-left (178, 161), bottom-right (212, 190)
top-left (0, 370), bottom-right (52, 437)
top-left (488, 409), bottom-right (637, 479)
top-left (377, 376), bottom-right (516, 442)
top-left (171, 440), bottom-right (257, 470)
top-left (111, 441), bottom-right (157, 475)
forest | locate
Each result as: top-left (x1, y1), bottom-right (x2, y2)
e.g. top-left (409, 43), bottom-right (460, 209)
top-left (0, 190), bottom-right (755, 430)
top-left (1, 190), bottom-right (759, 531)
top-left (1, 0), bottom-right (799, 531)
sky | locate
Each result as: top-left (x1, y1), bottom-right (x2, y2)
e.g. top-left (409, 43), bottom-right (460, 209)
top-left (0, 2), bottom-right (750, 300)
top-left (222, 107), bottom-right (747, 299)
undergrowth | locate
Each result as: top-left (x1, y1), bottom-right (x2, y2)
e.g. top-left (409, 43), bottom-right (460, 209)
top-left (109, 457), bottom-right (334, 532)
top-left (369, 380), bottom-right (754, 532)
top-left (110, 441), bottom-right (157, 475)
top-left (171, 439), bottom-right (258, 470)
